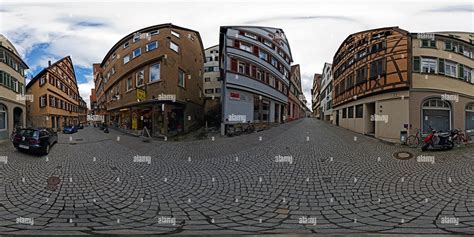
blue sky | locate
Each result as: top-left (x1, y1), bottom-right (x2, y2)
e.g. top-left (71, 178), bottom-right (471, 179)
top-left (1, 0), bottom-right (472, 108)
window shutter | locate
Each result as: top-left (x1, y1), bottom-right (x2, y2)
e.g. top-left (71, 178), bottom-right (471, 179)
top-left (253, 46), bottom-right (259, 55)
top-left (230, 58), bottom-right (237, 71)
top-left (413, 56), bottom-right (420, 72)
top-left (438, 58), bottom-right (445, 74)
top-left (459, 64), bottom-right (464, 79)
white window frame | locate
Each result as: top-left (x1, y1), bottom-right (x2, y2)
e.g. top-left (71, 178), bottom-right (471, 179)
top-left (171, 30), bottom-right (180, 38)
top-left (238, 62), bottom-right (245, 74)
top-left (444, 61), bottom-right (457, 77)
top-left (244, 32), bottom-right (257, 40)
top-left (149, 63), bottom-right (161, 83)
top-left (421, 58), bottom-right (437, 74)
top-left (123, 42), bottom-right (129, 48)
top-left (123, 55), bottom-right (130, 64)
top-left (170, 42), bottom-right (179, 52)
top-left (133, 48), bottom-right (141, 58)
top-left (239, 43), bottom-right (252, 53)
top-left (136, 69), bottom-right (145, 87)
top-left (150, 30), bottom-right (159, 36)
top-left (259, 51), bottom-right (268, 61)
top-left (146, 41), bottom-right (158, 52)
top-left (178, 69), bottom-right (185, 88)
top-left (126, 78), bottom-right (133, 91)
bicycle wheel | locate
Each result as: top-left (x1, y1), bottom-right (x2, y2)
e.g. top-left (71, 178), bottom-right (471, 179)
top-left (406, 135), bottom-right (419, 148)
top-left (465, 133), bottom-right (471, 143)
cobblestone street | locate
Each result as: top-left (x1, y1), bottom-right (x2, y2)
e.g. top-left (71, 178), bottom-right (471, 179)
top-left (0, 118), bottom-right (473, 235)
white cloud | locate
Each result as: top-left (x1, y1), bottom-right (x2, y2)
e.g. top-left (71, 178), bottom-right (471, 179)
top-left (1, 0), bottom-right (472, 111)
top-left (77, 74), bottom-right (94, 108)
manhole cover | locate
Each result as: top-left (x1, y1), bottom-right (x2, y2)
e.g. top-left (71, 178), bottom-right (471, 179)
top-left (393, 151), bottom-right (414, 160)
top-left (46, 176), bottom-right (60, 191)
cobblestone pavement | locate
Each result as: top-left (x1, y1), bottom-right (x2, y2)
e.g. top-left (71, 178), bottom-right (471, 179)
top-left (0, 118), bottom-right (473, 235)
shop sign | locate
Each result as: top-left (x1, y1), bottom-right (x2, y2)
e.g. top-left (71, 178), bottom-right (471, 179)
top-left (230, 92), bottom-right (240, 101)
top-left (137, 89), bottom-right (146, 101)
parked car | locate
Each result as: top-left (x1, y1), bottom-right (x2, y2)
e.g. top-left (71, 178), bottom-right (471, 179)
top-left (12, 128), bottom-right (58, 155)
top-left (63, 125), bottom-right (78, 134)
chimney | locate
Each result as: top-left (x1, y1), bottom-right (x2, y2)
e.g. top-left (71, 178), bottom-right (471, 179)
top-left (48, 60), bottom-right (51, 67)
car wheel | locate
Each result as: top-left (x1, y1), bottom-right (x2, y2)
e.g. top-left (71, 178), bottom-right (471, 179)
top-left (43, 143), bottom-right (50, 155)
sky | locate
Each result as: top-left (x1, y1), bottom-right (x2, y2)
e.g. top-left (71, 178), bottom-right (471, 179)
top-left (0, 0), bottom-right (473, 109)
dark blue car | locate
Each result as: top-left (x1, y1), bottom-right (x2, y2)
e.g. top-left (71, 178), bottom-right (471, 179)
top-left (63, 125), bottom-right (78, 134)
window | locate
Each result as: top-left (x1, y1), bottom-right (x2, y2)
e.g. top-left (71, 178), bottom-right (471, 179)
top-left (40, 76), bottom-right (46, 86)
top-left (462, 65), bottom-right (472, 82)
top-left (149, 63), bottom-right (160, 82)
top-left (150, 30), bottom-right (159, 36)
top-left (420, 57), bottom-right (437, 74)
top-left (466, 103), bottom-right (474, 132)
top-left (269, 75), bottom-right (276, 87)
top-left (238, 62), bottom-right (245, 74)
top-left (422, 98), bottom-right (451, 133)
top-left (445, 41), bottom-right (452, 51)
top-left (0, 104), bottom-right (6, 130)
top-left (204, 77), bottom-right (211, 82)
top-left (171, 30), bottom-right (180, 38)
top-left (170, 42), bottom-right (179, 52)
top-left (244, 32), bottom-right (257, 40)
top-left (346, 75), bottom-right (354, 89)
top-left (356, 66), bottom-right (367, 85)
top-left (124, 42), bottom-right (129, 48)
top-left (178, 69), bottom-right (185, 88)
top-left (370, 59), bottom-right (385, 79)
top-left (444, 61), bottom-right (457, 77)
top-left (205, 89), bottom-right (214, 94)
top-left (146, 41), bottom-right (158, 51)
top-left (348, 106), bottom-right (354, 118)
top-left (126, 77), bottom-right (133, 91)
top-left (356, 104), bottom-right (363, 118)
top-left (256, 69), bottom-right (263, 81)
top-left (136, 70), bottom-right (145, 87)
top-left (215, 88), bottom-right (221, 93)
top-left (133, 33), bottom-right (141, 43)
top-left (133, 48), bottom-right (141, 58)
top-left (239, 43), bottom-right (252, 52)
top-left (271, 58), bottom-right (277, 67)
top-left (40, 95), bottom-right (46, 107)
top-left (123, 55), bottom-right (130, 64)
top-left (263, 39), bottom-right (273, 48)
top-left (342, 108), bottom-right (347, 118)
top-left (421, 39), bottom-right (436, 48)
top-left (259, 51), bottom-right (268, 61)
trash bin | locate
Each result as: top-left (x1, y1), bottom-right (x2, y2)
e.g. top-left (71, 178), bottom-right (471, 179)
top-left (400, 131), bottom-right (408, 144)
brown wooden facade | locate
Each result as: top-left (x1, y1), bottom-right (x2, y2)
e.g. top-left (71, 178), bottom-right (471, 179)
top-left (332, 27), bottom-right (410, 107)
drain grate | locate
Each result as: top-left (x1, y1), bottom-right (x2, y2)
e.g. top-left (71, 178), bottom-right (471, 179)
top-left (46, 176), bottom-right (60, 191)
top-left (393, 151), bottom-right (414, 160)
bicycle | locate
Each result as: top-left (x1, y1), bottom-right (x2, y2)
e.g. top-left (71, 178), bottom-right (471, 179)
top-left (406, 128), bottom-right (423, 148)
top-left (453, 129), bottom-right (471, 145)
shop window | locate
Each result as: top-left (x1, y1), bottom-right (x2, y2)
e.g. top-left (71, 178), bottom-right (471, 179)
top-left (422, 98), bottom-right (451, 133)
top-left (348, 106), bottom-right (354, 118)
top-left (356, 104), bottom-right (363, 118)
top-left (466, 103), bottom-right (474, 132)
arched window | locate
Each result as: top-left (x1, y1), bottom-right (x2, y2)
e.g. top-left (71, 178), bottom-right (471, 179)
top-left (421, 98), bottom-right (451, 133)
top-left (0, 104), bottom-right (7, 131)
top-left (466, 103), bottom-right (474, 132)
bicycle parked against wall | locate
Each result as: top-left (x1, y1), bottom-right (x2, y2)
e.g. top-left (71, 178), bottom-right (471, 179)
top-left (406, 128), bottom-right (424, 148)
top-left (452, 129), bottom-right (471, 145)
top-left (226, 122), bottom-right (255, 137)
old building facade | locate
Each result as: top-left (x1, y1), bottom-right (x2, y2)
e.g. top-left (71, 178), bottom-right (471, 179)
top-left (311, 73), bottom-right (322, 118)
top-left (26, 56), bottom-right (81, 130)
top-left (320, 62), bottom-right (333, 122)
top-left (219, 26), bottom-right (293, 133)
top-left (0, 35), bottom-right (28, 141)
top-left (288, 64), bottom-right (303, 121)
top-left (94, 23), bottom-right (205, 136)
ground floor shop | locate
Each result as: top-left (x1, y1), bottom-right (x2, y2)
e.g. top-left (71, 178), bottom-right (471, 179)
top-left (333, 89), bottom-right (474, 143)
top-left (28, 114), bottom-right (79, 131)
top-left (0, 98), bottom-right (25, 141)
top-left (221, 88), bottom-right (287, 132)
top-left (107, 101), bottom-right (202, 137)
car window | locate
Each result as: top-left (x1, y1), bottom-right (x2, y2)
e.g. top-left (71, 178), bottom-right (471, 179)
top-left (18, 129), bottom-right (39, 138)
top-left (40, 130), bottom-right (49, 137)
